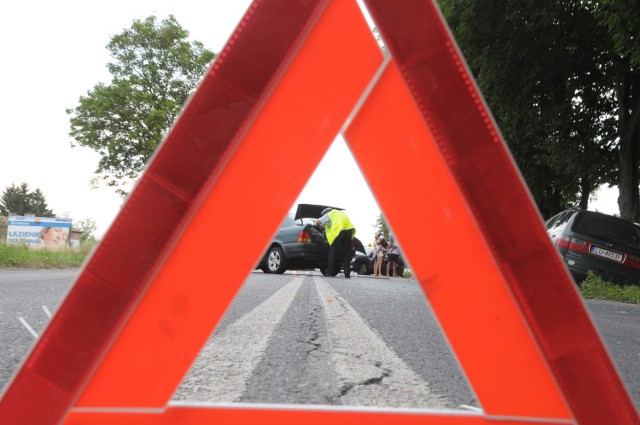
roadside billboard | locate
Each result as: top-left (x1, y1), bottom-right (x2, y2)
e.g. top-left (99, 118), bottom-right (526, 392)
top-left (6, 216), bottom-right (72, 250)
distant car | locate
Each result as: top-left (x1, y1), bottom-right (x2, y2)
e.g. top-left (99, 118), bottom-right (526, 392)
top-left (257, 204), bottom-right (366, 275)
top-left (351, 247), bottom-right (373, 275)
top-left (545, 208), bottom-right (640, 285)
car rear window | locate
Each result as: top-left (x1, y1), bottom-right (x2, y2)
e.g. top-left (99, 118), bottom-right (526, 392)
top-left (572, 212), bottom-right (640, 250)
top-left (546, 210), bottom-right (574, 233)
top-left (281, 215), bottom-right (295, 227)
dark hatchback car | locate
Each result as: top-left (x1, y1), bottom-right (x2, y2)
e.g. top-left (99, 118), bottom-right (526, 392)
top-left (545, 208), bottom-right (640, 285)
top-left (257, 204), bottom-right (365, 275)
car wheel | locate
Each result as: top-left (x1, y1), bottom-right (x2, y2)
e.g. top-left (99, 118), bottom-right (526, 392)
top-left (266, 246), bottom-right (287, 274)
top-left (320, 267), bottom-right (329, 276)
top-left (357, 262), bottom-right (369, 275)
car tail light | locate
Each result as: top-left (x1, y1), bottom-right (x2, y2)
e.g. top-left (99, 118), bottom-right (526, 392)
top-left (296, 230), bottom-right (311, 243)
top-left (624, 254), bottom-right (640, 270)
top-left (556, 235), bottom-right (570, 249)
top-left (557, 235), bottom-right (588, 253)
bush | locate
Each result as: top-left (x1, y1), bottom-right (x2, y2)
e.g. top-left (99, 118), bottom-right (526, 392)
top-left (78, 240), bottom-right (98, 256)
top-left (580, 272), bottom-right (640, 304)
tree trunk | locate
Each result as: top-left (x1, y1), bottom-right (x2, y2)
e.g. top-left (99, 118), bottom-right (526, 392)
top-left (618, 143), bottom-right (638, 221)
top-left (542, 185), bottom-right (564, 219)
top-left (579, 178), bottom-right (591, 210)
top-left (616, 71), bottom-right (640, 222)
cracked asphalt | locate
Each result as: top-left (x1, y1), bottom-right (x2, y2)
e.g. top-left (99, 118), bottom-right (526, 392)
top-left (1, 269), bottom-right (639, 413)
top-left (175, 273), bottom-right (470, 408)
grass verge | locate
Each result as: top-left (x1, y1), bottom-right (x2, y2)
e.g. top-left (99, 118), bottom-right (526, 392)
top-left (580, 271), bottom-right (640, 304)
top-left (0, 242), bottom-right (94, 268)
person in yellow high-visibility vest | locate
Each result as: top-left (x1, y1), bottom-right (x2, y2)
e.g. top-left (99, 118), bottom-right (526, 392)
top-left (315, 207), bottom-right (356, 278)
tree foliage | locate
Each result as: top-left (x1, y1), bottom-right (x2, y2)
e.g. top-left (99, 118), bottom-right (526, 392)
top-left (0, 183), bottom-right (55, 217)
top-left (374, 214), bottom-right (390, 240)
top-left (591, 0), bottom-right (640, 221)
top-left (73, 218), bottom-right (98, 243)
top-left (438, 0), bottom-right (639, 220)
top-left (67, 15), bottom-right (215, 196)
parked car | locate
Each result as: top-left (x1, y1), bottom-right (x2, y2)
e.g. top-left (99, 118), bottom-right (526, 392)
top-left (257, 204), bottom-right (366, 275)
top-left (351, 247), bottom-right (373, 275)
top-left (545, 208), bottom-right (640, 285)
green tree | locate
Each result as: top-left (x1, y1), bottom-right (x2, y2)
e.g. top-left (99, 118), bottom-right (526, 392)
top-left (374, 214), bottom-right (390, 240)
top-left (438, 0), bottom-right (621, 218)
top-left (73, 218), bottom-right (98, 243)
top-left (590, 0), bottom-right (640, 221)
top-left (67, 15), bottom-right (215, 196)
top-left (0, 183), bottom-right (55, 217)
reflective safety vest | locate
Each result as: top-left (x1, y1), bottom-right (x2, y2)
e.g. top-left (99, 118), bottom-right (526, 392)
top-left (325, 209), bottom-right (355, 245)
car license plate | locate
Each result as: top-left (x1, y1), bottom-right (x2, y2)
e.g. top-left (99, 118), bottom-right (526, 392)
top-left (589, 245), bottom-right (624, 263)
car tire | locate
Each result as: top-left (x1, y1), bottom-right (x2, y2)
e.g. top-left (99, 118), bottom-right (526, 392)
top-left (266, 246), bottom-right (287, 274)
top-left (356, 262), bottom-right (369, 276)
top-left (319, 267), bottom-right (329, 276)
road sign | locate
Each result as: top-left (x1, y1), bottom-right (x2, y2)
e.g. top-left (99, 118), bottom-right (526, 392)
top-left (1, 1), bottom-right (637, 424)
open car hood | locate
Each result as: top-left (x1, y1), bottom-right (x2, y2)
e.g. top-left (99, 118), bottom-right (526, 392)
top-left (294, 204), bottom-right (343, 220)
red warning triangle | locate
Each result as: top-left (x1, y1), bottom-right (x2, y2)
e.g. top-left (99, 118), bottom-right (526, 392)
top-left (1, 1), bottom-right (637, 424)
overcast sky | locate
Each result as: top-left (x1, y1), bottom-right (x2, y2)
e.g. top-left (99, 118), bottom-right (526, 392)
top-left (0, 0), bottom-right (386, 240)
top-left (0, 1), bottom-right (619, 241)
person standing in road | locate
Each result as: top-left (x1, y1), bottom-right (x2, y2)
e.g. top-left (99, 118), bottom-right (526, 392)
top-left (315, 208), bottom-right (356, 278)
top-left (387, 238), bottom-right (400, 277)
top-left (371, 233), bottom-right (380, 276)
top-left (374, 236), bottom-right (387, 276)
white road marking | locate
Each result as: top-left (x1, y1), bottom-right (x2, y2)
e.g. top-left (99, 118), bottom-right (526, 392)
top-left (314, 277), bottom-right (450, 409)
top-left (18, 317), bottom-right (38, 339)
top-left (173, 275), bottom-right (452, 409)
top-left (174, 277), bottom-right (304, 402)
top-left (42, 305), bottom-right (52, 318)
top-left (459, 404), bottom-right (483, 412)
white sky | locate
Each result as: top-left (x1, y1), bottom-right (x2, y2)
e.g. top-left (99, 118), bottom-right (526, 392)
top-left (0, 1), bottom-right (619, 240)
top-left (0, 1), bottom-right (383, 240)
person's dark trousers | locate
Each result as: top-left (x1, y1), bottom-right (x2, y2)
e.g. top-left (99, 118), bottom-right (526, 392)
top-left (327, 229), bottom-right (355, 277)
top-left (342, 232), bottom-right (354, 278)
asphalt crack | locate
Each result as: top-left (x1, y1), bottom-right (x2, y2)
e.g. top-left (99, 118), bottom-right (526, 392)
top-left (315, 277), bottom-right (451, 409)
top-left (332, 361), bottom-right (393, 402)
top-left (304, 305), bottom-right (323, 356)
top-left (240, 278), bottom-right (336, 404)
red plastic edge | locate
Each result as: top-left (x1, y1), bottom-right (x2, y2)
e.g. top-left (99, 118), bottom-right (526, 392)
top-left (0, 1), bottom-right (327, 424)
top-left (362, 1), bottom-right (639, 424)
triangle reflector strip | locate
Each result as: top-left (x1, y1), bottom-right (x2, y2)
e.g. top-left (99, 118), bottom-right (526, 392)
top-left (1, 1), bottom-right (638, 424)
